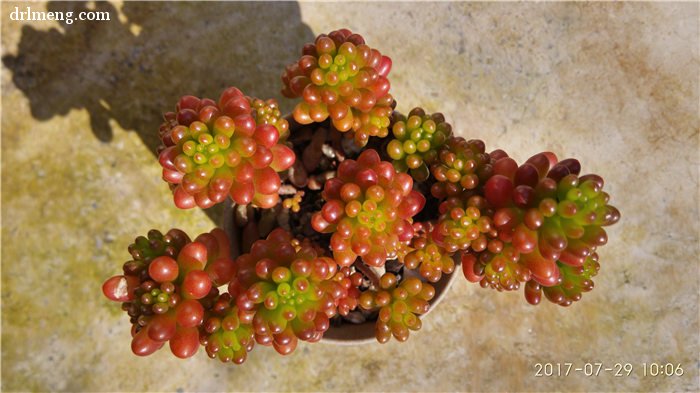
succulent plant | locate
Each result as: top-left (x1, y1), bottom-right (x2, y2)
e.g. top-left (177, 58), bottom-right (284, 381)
top-left (433, 196), bottom-right (493, 254)
top-left (248, 97), bottom-right (290, 142)
top-left (311, 149), bottom-right (426, 267)
top-left (102, 228), bottom-right (235, 358)
top-left (200, 293), bottom-right (255, 364)
top-left (461, 152), bottom-right (620, 305)
top-left (158, 87), bottom-right (296, 209)
top-left (282, 29), bottom-right (394, 147)
top-left (529, 253), bottom-right (601, 306)
top-left (387, 107), bottom-right (452, 181)
top-left (430, 137), bottom-right (493, 200)
top-left (401, 222), bottom-right (456, 283)
top-left (358, 273), bottom-right (435, 343)
top-left (103, 27), bottom-right (621, 365)
top-left (230, 228), bottom-right (351, 355)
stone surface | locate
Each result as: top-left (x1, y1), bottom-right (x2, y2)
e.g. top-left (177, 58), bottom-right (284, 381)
top-left (2, 1), bottom-right (698, 392)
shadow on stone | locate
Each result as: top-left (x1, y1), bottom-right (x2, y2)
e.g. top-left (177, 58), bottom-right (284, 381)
top-left (2, 1), bottom-right (314, 224)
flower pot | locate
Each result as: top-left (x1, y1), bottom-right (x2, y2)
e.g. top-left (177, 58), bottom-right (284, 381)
top-left (222, 200), bottom-right (461, 345)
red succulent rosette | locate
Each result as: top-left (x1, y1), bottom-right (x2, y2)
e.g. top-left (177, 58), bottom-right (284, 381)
top-left (386, 107), bottom-right (453, 181)
top-left (158, 87), bottom-right (296, 209)
top-left (311, 149), bottom-right (426, 267)
top-left (200, 293), bottom-right (256, 364)
top-left (282, 29), bottom-right (394, 147)
top-left (462, 152), bottom-right (620, 305)
top-left (433, 196), bottom-right (494, 254)
top-left (401, 222), bottom-right (456, 283)
top-left (324, 265), bottom-right (362, 317)
top-left (249, 97), bottom-right (290, 142)
top-left (102, 228), bottom-right (236, 358)
top-left (430, 137), bottom-right (495, 200)
top-left (358, 273), bottom-right (435, 343)
top-left (229, 228), bottom-right (352, 355)
top-left (525, 253), bottom-right (601, 307)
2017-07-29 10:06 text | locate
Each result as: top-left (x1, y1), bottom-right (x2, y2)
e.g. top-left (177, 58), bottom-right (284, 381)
top-left (534, 362), bottom-right (685, 377)
top-left (8, 6), bottom-right (110, 25)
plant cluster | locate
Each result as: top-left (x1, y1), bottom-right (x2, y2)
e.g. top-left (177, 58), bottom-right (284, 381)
top-left (103, 29), bottom-right (620, 364)
top-left (158, 87), bottom-right (295, 209)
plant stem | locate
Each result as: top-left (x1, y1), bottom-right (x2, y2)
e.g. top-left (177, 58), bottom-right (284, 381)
top-left (353, 259), bottom-right (384, 290)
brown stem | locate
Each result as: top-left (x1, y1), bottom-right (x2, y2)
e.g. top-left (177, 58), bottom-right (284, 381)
top-left (353, 260), bottom-right (384, 289)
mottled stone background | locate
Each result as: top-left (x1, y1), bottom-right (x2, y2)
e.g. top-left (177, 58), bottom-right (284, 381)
top-left (2, 2), bottom-right (698, 392)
